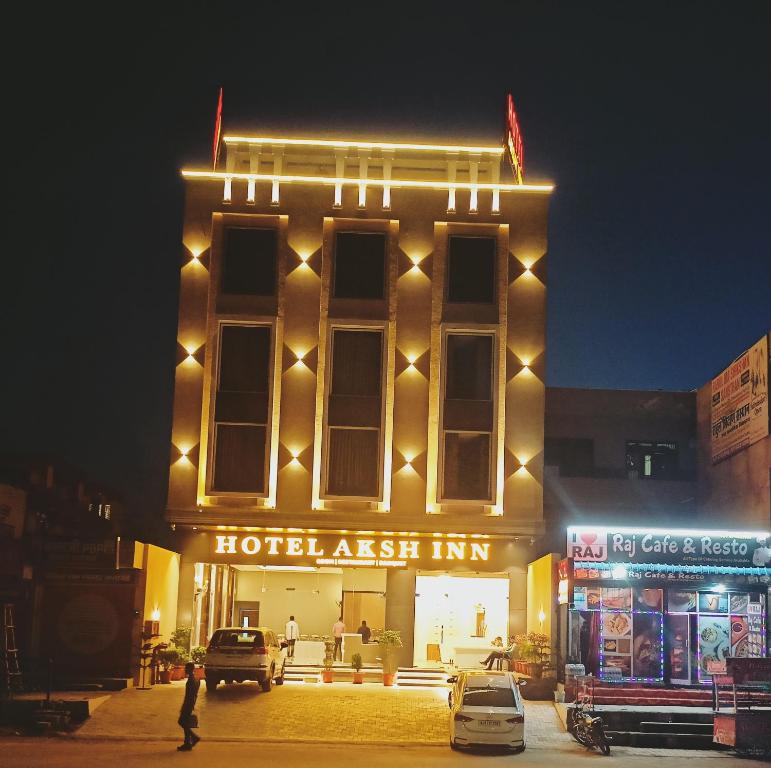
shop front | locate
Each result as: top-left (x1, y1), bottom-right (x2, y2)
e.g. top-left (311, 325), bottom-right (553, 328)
top-left (560, 526), bottom-right (770, 685)
top-left (176, 529), bottom-right (529, 668)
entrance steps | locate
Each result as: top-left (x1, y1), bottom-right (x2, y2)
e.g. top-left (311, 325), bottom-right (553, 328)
top-left (282, 663), bottom-right (448, 687)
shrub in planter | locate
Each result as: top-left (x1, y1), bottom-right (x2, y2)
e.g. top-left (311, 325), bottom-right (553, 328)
top-left (351, 653), bottom-right (364, 684)
top-left (322, 639), bottom-right (335, 683)
top-left (377, 629), bottom-right (402, 686)
top-left (157, 649), bottom-right (180, 684)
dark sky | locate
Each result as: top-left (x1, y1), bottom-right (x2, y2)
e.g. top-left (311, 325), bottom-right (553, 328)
top-left (3, 2), bottom-right (770, 522)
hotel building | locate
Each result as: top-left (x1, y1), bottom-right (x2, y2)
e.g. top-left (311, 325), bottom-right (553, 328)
top-left (168, 128), bottom-right (553, 667)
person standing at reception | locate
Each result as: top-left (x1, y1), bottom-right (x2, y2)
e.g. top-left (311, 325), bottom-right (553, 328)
top-left (357, 619), bottom-right (372, 644)
top-left (285, 615), bottom-right (299, 659)
top-left (332, 616), bottom-right (346, 661)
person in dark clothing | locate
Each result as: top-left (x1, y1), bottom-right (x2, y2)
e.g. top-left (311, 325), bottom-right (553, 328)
top-left (357, 620), bottom-right (371, 644)
top-left (177, 662), bottom-right (200, 751)
top-left (480, 639), bottom-right (517, 670)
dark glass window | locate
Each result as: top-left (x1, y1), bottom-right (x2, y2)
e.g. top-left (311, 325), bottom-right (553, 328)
top-left (331, 330), bottom-right (382, 397)
top-left (447, 236), bottom-right (496, 303)
top-left (221, 227), bottom-right (277, 296)
top-left (334, 232), bottom-right (386, 299)
top-left (462, 685), bottom-right (516, 707)
top-left (213, 424), bottom-right (266, 492)
top-left (327, 428), bottom-right (379, 496)
top-left (446, 334), bottom-right (492, 400)
top-left (443, 433), bottom-right (491, 500)
top-left (544, 437), bottom-right (594, 477)
top-left (219, 326), bottom-right (271, 393)
top-left (625, 441), bottom-right (678, 479)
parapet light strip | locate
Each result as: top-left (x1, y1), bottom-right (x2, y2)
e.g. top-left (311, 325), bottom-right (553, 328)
top-left (223, 135), bottom-right (505, 155)
top-left (181, 170), bottom-right (553, 193)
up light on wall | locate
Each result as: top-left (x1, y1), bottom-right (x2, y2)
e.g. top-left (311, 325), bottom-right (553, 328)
top-left (406, 354), bottom-right (418, 372)
top-left (289, 448), bottom-right (302, 468)
top-left (409, 255), bottom-right (423, 275)
top-left (611, 565), bottom-right (628, 580)
top-left (151, 608), bottom-right (161, 622)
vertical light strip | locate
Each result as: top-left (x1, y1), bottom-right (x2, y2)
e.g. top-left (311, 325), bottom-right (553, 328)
top-left (224, 146), bottom-right (236, 203)
top-left (382, 153), bottom-right (393, 209)
top-left (469, 159), bottom-right (479, 213)
top-left (358, 154), bottom-right (368, 208)
top-left (494, 225), bottom-right (508, 514)
top-left (247, 148), bottom-right (259, 203)
top-left (223, 177), bottom-right (232, 203)
top-left (447, 158), bottom-right (457, 213)
top-left (271, 149), bottom-right (283, 205)
top-left (491, 159), bottom-right (501, 213)
top-left (247, 179), bottom-right (256, 203)
top-left (266, 314), bottom-right (285, 509)
top-left (333, 152), bottom-right (345, 208)
top-left (311, 219), bottom-right (333, 509)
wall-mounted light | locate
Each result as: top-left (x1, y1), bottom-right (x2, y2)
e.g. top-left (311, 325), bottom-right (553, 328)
top-left (151, 608), bottom-right (161, 622)
top-left (289, 448), bottom-right (301, 468)
top-left (611, 565), bottom-right (628, 580)
top-left (714, 584), bottom-right (727, 593)
top-left (538, 608), bottom-right (546, 627)
top-left (183, 344), bottom-right (202, 366)
top-left (406, 353), bottom-right (418, 372)
top-left (409, 255), bottom-right (423, 275)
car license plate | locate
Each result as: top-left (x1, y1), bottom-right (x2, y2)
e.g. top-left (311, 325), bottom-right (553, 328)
top-left (480, 719), bottom-right (499, 727)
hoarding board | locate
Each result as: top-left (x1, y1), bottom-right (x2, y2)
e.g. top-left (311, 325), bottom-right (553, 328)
top-left (711, 334), bottom-right (769, 463)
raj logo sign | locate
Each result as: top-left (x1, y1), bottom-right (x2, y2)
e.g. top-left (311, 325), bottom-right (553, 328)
top-left (568, 530), bottom-right (608, 561)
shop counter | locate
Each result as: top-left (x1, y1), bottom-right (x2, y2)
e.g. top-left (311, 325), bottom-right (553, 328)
top-left (291, 639), bottom-right (325, 665)
top-left (343, 633), bottom-right (380, 664)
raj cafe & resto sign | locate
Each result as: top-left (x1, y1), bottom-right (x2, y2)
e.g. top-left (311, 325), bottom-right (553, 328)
top-left (207, 532), bottom-right (498, 569)
top-left (568, 527), bottom-right (771, 569)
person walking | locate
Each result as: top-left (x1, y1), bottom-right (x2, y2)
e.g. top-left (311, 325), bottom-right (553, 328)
top-left (357, 619), bottom-right (371, 644)
top-left (177, 662), bottom-right (200, 751)
top-left (285, 615), bottom-right (299, 660)
top-left (332, 616), bottom-right (345, 661)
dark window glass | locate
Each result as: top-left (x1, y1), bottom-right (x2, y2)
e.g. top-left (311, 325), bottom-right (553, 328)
top-left (544, 437), bottom-right (594, 477)
top-left (210, 629), bottom-right (263, 647)
top-left (447, 236), bottom-right (495, 303)
top-left (213, 424), bottom-right (265, 492)
top-left (462, 685), bottom-right (516, 707)
top-left (443, 433), bottom-right (491, 500)
top-left (625, 441), bottom-right (678, 480)
top-left (327, 428), bottom-right (379, 496)
top-left (222, 227), bottom-right (277, 296)
top-left (446, 334), bottom-right (492, 400)
top-left (219, 326), bottom-right (271, 393)
top-left (331, 330), bottom-right (382, 397)
top-left (334, 232), bottom-right (386, 299)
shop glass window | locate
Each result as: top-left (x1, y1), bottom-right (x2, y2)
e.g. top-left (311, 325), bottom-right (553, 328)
top-left (325, 328), bottom-right (384, 498)
top-left (446, 334), bottom-right (492, 401)
top-left (221, 227), bottom-right (277, 296)
top-left (625, 441), bottom-right (678, 479)
top-left (443, 432), bottom-right (491, 500)
top-left (212, 325), bottom-right (272, 493)
top-left (333, 231), bottom-right (386, 300)
top-left (447, 235), bottom-right (496, 303)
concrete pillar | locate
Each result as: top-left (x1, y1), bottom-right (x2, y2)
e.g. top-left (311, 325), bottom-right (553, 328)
top-left (176, 560), bottom-right (195, 629)
top-left (385, 567), bottom-right (416, 668)
top-left (508, 567), bottom-right (527, 638)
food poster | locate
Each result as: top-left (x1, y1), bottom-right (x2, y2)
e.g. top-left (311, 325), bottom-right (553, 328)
top-left (668, 591), bottom-right (697, 613)
top-left (731, 616), bottom-right (749, 657)
top-left (667, 613), bottom-right (690, 682)
top-left (634, 587), bottom-right (663, 611)
top-left (746, 601), bottom-right (765, 657)
top-left (632, 613), bottom-right (663, 679)
top-left (600, 611), bottom-right (632, 680)
top-left (698, 615), bottom-right (730, 680)
top-left (601, 587), bottom-right (631, 610)
top-left (699, 592), bottom-right (729, 614)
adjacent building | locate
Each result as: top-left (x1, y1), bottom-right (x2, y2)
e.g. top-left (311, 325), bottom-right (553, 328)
top-left (168, 130), bottom-right (553, 665)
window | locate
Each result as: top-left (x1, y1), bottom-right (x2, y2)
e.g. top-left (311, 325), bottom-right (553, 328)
top-left (625, 441), bottom-right (678, 480)
top-left (212, 325), bottom-right (272, 493)
top-left (221, 227), bottom-right (277, 296)
top-left (462, 684), bottom-right (516, 708)
top-left (325, 328), bottom-right (383, 497)
top-left (544, 437), bottom-right (594, 477)
top-left (333, 231), bottom-right (386, 299)
top-left (441, 333), bottom-right (495, 501)
top-left (447, 235), bottom-right (496, 303)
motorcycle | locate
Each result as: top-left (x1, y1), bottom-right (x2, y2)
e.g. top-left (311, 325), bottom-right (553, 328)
top-left (568, 694), bottom-right (611, 755)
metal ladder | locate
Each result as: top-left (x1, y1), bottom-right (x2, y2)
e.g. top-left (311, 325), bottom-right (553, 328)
top-left (2, 603), bottom-right (22, 694)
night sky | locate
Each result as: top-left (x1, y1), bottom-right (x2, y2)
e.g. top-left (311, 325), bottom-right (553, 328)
top-left (3, 2), bottom-right (769, 523)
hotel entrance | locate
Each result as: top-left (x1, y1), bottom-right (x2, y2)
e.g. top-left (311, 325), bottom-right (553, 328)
top-left (413, 572), bottom-right (510, 667)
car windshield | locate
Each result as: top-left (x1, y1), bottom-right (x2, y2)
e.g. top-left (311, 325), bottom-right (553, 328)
top-left (462, 684), bottom-right (516, 708)
top-left (210, 629), bottom-right (264, 648)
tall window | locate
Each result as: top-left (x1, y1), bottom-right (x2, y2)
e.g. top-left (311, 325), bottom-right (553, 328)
top-left (212, 325), bottom-right (271, 493)
top-left (447, 236), bottom-right (496, 304)
top-left (333, 232), bottom-right (386, 299)
top-left (441, 333), bottom-right (494, 501)
top-left (625, 441), bottom-right (678, 480)
top-left (221, 227), bottom-right (277, 296)
top-left (325, 328), bottom-right (383, 497)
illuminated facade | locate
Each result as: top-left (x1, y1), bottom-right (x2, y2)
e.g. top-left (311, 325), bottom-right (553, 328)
top-left (168, 129), bottom-right (552, 666)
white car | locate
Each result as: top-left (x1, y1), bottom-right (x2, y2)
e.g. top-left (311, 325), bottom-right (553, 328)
top-left (448, 670), bottom-right (526, 751)
top-left (204, 626), bottom-right (285, 692)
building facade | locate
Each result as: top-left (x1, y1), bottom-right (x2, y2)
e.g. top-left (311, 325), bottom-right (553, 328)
top-left (168, 131), bottom-right (552, 665)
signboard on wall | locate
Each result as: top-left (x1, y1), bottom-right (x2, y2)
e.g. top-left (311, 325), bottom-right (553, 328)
top-left (183, 531), bottom-right (523, 572)
top-left (567, 526), bottom-right (771, 568)
top-left (711, 334), bottom-right (769, 464)
top-left (504, 93), bottom-right (525, 184)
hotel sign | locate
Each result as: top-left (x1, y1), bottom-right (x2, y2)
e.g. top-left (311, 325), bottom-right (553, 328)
top-left (212, 532), bottom-right (492, 569)
top-left (505, 93), bottom-right (525, 184)
top-left (567, 527), bottom-right (771, 568)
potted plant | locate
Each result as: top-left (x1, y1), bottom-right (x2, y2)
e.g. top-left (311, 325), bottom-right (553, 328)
top-left (191, 646), bottom-right (207, 680)
top-left (351, 653), bottom-right (364, 684)
top-left (157, 648), bottom-right (179, 684)
top-left (322, 638), bottom-right (335, 683)
top-left (171, 648), bottom-right (191, 681)
top-left (377, 629), bottom-right (402, 686)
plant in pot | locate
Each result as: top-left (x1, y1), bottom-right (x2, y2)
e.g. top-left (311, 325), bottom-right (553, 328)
top-left (170, 648), bottom-right (191, 681)
top-left (322, 638), bottom-right (335, 683)
top-left (351, 653), bottom-right (364, 684)
top-left (377, 629), bottom-right (402, 686)
top-left (157, 648), bottom-right (180, 684)
top-left (191, 646), bottom-right (207, 680)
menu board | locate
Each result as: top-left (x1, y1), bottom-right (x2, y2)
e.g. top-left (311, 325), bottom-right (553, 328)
top-left (669, 614), bottom-right (690, 682)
